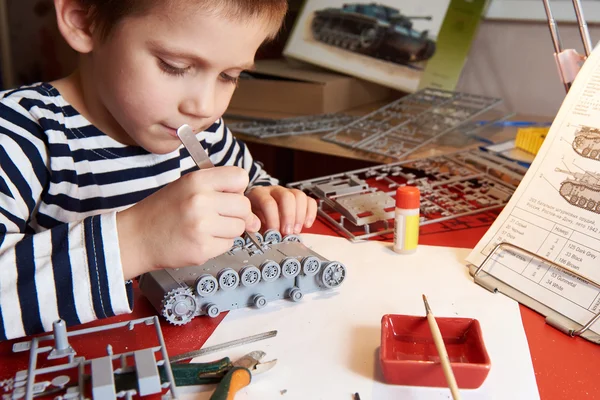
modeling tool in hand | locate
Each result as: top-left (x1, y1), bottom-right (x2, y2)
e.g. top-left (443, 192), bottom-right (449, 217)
top-left (422, 294), bottom-right (461, 400)
top-left (176, 124), bottom-right (263, 250)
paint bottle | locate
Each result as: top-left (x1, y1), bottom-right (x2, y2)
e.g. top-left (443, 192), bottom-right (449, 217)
top-left (393, 186), bottom-right (420, 254)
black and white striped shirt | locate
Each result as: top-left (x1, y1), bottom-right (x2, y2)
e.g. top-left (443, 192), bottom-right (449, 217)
top-left (0, 82), bottom-right (276, 341)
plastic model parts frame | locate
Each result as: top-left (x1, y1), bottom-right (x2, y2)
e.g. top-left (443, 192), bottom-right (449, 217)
top-left (138, 230), bottom-right (347, 326)
top-left (4, 316), bottom-right (178, 400)
top-left (287, 149), bottom-right (528, 242)
top-left (227, 113), bottom-right (358, 138)
top-left (322, 87), bottom-right (504, 160)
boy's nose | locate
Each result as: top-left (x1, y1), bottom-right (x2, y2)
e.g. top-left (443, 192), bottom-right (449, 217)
top-left (180, 86), bottom-right (215, 119)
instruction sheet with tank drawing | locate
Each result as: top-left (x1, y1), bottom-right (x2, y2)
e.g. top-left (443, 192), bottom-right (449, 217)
top-left (466, 43), bottom-right (600, 336)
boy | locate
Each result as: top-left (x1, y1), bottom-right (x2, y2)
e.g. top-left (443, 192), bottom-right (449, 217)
top-left (0, 0), bottom-right (317, 340)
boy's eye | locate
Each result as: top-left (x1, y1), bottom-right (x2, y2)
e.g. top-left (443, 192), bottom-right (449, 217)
top-left (158, 58), bottom-right (190, 77)
top-left (220, 72), bottom-right (239, 85)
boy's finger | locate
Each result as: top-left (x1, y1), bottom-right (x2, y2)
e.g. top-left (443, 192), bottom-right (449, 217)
top-left (272, 189), bottom-right (296, 236)
top-left (305, 197), bottom-right (317, 228)
top-left (244, 212), bottom-right (261, 233)
top-left (193, 166), bottom-right (249, 193)
top-left (292, 190), bottom-right (307, 234)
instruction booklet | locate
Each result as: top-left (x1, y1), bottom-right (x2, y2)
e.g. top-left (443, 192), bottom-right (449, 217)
top-left (466, 43), bottom-right (600, 338)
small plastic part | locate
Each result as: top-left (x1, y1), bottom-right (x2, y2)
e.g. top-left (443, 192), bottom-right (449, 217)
top-left (195, 274), bottom-right (218, 297)
top-left (320, 262), bottom-right (347, 288)
top-left (217, 268), bottom-right (240, 290)
top-left (260, 260), bottom-right (281, 282)
top-left (289, 288), bottom-right (303, 302)
top-left (240, 266), bottom-right (261, 286)
top-left (91, 356), bottom-right (116, 399)
top-left (281, 257), bottom-right (301, 279)
top-left (48, 319), bottom-right (76, 360)
top-left (205, 303), bottom-right (221, 318)
top-left (263, 229), bottom-right (283, 243)
top-left (134, 349), bottom-right (162, 396)
top-left (253, 295), bottom-right (268, 308)
top-left (162, 287), bottom-right (197, 325)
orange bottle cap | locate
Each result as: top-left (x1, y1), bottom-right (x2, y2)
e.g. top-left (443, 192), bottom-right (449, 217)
top-left (395, 186), bottom-right (420, 209)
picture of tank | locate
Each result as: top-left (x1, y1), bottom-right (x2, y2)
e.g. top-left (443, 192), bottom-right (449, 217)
top-left (556, 168), bottom-right (600, 213)
top-left (139, 230), bottom-right (347, 326)
top-left (310, 3), bottom-right (436, 65)
top-left (572, 126), bottom-right (600, 161)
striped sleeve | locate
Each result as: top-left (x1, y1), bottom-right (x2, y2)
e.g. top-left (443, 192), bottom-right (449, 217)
top-left (0, 98), bottom-right (132, 341)
top-left (204, 119), bottom-right (278, 188)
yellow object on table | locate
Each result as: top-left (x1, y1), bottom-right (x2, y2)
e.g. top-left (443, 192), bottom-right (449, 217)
top-left (515, 126), bottom-right (550, 155)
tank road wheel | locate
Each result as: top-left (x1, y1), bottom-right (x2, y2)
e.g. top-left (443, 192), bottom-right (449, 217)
top-left (162, 287), bottom-right (197, 326)
top-left (205, 303), bottom-right (220, 318)
top-left (559, 182), bottom-right (573, 197)
top-left (582, 148), bottom-right (591, 156)
top-left (232, 237), bottom-right (245, 248)
top-left (240, 266), bottom-right (261, 287)
top-left (301, 256), bottom-right (321, 276)
top-left (359, 27), bottom-right (378, 50)
top-left (218, 268), bottom-right (240, 291)
top-left (596, 203), bottom-right (600, 213)
top-left (573, 136), bottom-right (585, 149)
top-left (283, 234), bottom-right (302, 243)
top-left (245, 232), bottom-right (264, 246)
top-left (281, 257), bottom-right (301, 279)
top-left (260, 260), bottom-right (281, 282)
top-left (587, 200), bottom-right (596, 210)
top-left (195, 274), bottom-right (218, 297)
top-left (263, 229), bottom-right (283, 244)
top-left (591, 150), bottom-right (599, 159)
top-left (578, 197), bottom-right (588, 207)
top-left (321, 261), bottom-right (347, 289)
top-left (289, 287), bottom-right (304, 302)
top-left (570, 195), bottom-right (579, 205)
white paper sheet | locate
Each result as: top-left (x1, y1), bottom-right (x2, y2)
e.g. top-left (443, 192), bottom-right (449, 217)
top-left (466, 43), bottom-right (600, 336)
top-left (177, 234), bottom-right (538, 400)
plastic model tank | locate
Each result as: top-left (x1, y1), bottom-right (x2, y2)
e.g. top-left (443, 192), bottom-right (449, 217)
top-left (572, 126), bottom-right (600, 160)
top-left (310, 3), bottom-right (435, 65)
top-left (139, 230), bottom-right (347, 325)
top-left (556, 168), bottom-right (600, 213)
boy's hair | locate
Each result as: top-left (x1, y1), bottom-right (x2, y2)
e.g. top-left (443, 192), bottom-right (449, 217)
top-left (79, 0), bottom-right (288, 41)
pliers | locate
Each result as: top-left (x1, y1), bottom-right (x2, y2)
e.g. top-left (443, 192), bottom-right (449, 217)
top-left (168, 350), bottom-right (276, 399)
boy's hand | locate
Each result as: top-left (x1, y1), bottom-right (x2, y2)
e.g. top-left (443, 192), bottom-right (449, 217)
top-left (117, 166), bottom-right (260, 279)
top-left (246, 185), bottom-right (317, 236)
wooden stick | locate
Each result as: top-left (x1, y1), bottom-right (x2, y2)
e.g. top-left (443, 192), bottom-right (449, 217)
top-left (422, 294), bottom-right (461, 400)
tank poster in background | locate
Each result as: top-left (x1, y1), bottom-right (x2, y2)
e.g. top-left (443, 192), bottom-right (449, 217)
top-left (466, 42), bottom-right (600, 337)
top-left (283, 1), bottom-right (487, 93)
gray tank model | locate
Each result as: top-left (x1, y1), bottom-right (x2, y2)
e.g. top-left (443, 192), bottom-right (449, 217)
top-left (311, 3), bottom-right (435, 65)
top-left (139, 230), bottom-right (347, 326)
top-left (556, 168), bottom-right (600, 213)
top-left (572, 126), bottom-right (600, 160)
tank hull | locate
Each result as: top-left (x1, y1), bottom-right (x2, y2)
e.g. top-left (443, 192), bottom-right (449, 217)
top-left (559, 180), bottom-right (600, 213)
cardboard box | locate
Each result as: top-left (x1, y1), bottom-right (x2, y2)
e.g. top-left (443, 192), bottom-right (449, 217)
top-left (228, 59), bottom-right (392, 115)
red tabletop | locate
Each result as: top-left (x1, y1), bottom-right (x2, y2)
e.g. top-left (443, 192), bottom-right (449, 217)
top-left (0, 216), bottom-right (598, 399)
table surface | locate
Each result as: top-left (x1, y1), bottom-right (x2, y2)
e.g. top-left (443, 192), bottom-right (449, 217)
top-left (0, 217), bottom-right (598, 400)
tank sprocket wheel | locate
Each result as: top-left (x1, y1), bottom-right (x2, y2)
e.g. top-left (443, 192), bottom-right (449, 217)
top-left (559, 182), bottom-right (573, 197)
top-left (162, 287), bottom-right (197, 326)
top-left (321, 261), bottom-right (347, 289)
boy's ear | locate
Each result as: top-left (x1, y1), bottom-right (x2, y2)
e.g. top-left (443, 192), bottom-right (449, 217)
top-left (54, 0), bottom-right (94, 53)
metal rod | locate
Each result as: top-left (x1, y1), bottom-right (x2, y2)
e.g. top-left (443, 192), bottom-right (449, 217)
top-left (571, 0), bottom-right (594, 57)
top-left (542, 0), bottom-right (571, 93)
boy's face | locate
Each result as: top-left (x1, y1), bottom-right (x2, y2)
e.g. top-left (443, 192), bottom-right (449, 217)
top-left (88, 4), bottom-right (274, 153)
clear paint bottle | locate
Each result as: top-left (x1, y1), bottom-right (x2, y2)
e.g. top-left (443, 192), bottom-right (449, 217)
top-left (393, 186), bottom-right (420, 254)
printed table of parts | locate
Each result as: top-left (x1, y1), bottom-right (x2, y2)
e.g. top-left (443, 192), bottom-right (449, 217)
top-left (481, 201), bottom-right (600, 317)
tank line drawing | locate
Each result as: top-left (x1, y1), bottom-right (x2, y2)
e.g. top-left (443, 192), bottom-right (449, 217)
top-left (555, 167), bottom-right (600, 213)
top-left (572, 125), bottom-right (600, 161)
